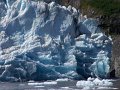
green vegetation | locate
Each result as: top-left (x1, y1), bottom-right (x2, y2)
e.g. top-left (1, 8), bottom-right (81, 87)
top-left (81, 0), bottom-right (120, 15)
top-left (33, 0), bottom-right (120, 15)
top-left (80, 0), bottom-right (120, 35)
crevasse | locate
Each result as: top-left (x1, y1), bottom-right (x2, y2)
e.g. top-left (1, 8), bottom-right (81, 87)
top-left (0, 0), bottom-right (112, 81)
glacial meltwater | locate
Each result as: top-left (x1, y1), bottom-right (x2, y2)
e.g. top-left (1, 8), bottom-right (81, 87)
top-left (0, 79), bottom-right (119, 90)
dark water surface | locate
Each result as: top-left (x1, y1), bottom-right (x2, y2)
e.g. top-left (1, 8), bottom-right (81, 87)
top-left (0, 79), bottom-right (119, 90)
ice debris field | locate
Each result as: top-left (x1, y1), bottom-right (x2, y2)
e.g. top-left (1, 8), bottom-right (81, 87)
top-left (0, 0), bottom-right (112, 82)
top-left (27, 78), bottom-right (117, 90)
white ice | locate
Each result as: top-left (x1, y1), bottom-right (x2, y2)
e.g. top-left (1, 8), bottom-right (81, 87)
top-left (76, 78), bottom-right (114, 90)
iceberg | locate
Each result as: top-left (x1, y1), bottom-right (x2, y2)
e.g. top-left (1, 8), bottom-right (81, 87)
top-left (76, 78), bottom-right (113, 90)
top-left (0, 0), bottom-right (112, 81)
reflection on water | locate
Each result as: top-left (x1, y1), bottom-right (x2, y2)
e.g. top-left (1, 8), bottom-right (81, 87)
top-left (0, 79), bottom-right (119, 90)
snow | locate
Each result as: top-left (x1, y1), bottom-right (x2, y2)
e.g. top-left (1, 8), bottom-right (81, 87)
top-left (0, 0), bottom-right (112, 82)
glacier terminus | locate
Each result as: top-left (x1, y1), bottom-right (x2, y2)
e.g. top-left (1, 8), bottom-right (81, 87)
top-left (0, 0), bottom-right (112, 82)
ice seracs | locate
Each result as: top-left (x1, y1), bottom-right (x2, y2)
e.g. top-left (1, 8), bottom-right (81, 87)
top-left (0, 0), bottom-right (112, 81)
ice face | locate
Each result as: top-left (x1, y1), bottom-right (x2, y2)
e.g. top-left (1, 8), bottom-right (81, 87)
top-left (0, 0), bottom-right (112, 81)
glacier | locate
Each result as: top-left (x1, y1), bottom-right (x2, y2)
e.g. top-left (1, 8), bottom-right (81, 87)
top-left (0, 0), bottom-right (112, 81)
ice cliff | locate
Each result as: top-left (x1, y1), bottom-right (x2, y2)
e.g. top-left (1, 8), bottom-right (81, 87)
top-left (0, 0), bottom-right (112, 81)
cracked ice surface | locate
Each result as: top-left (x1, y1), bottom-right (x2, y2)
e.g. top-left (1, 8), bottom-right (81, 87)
top-left (0, 0), bottom-right (112, 81)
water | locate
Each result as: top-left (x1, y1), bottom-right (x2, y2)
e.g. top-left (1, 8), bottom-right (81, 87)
top-left (0, 79), bottom-right (119, 90)
top-left (113, 79), bottom-right (120, 90)
top-left (0, 81), bottom-right (77, 90)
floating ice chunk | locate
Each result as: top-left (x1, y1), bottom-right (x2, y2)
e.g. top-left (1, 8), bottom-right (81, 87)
top-left (61, 87), bottom-right (71, 89)
top-left (28, 81), bottom-right (57, 86)
top-left (97, 87), bottom-right (118, 90)
top-left (56, 78), bottom-right (69, 82)
top-left (43, 81), bottom-right (57, 85)
top-left (76, 80), bottom-right (95, 89)
top-left (76, 78), bottom-right (113, 90)
top-left (28, 82), bottom-right (43, 86)
top-left (82, 86), bottom-right (92, 90)
top-left (28, 80), bottom-right (35, 83)
top-left (93, 78), bottom-right (113, 86)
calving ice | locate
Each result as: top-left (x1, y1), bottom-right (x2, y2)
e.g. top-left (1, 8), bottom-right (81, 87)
top-left (0, 0), bottom-right (112, 81)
